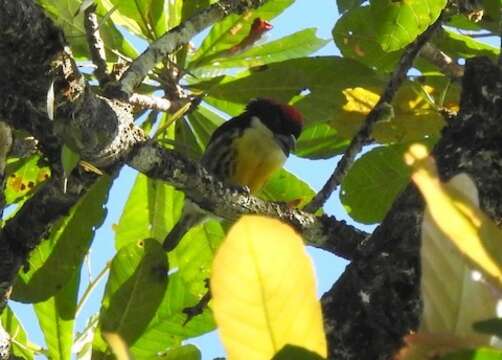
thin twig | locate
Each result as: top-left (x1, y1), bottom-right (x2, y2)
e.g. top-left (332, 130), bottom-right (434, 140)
top-left (304, 12), bottom-right (446, 214)
top-left (112, 0), bottom-right (269, 97)
top-left (83, 4), bottom-right (110, 85)
top-left (183, 279), bottom-right (211, 325)
top-left (75, 261), bottom-right (110, 317)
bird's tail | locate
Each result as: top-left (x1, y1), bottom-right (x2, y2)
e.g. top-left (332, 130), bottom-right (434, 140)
top-left (163, 201), bottom-right (207, 252)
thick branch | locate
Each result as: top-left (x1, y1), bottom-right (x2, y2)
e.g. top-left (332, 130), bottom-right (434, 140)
top-left (128, 143), bottom-right (368, 256)
top-left (111, 0), bottom-right (269, 97)
top-left (305, 12), bottom-right (445, 213)
top-left (0, 0), bottom-right (366, 313)
top-left (322, 56), bottom-right (502, 359)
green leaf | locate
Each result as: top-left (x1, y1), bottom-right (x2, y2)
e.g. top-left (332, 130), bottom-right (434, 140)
top-left (336, 0), bottom-right (365, 13)
top-left (273, 345), bottom-right (325, 360)
top-left (34, 269), bottom-right (80, 360)
top-left (158, 344), bottom-right (201, 360)
top-left (189, 0), bottom-right (294, 68)
top-left (192, 56), bottom-right (383, 126)
top-left (99, 238), bottom-right (168, 346)
top-left (473, 318), bottom-right (502, 337)
top-left (1, 307), bottom-right (34, 360)
top-left (433, 29), bottom-right (500, 60)
top-left (61, 144), bottom-right (80, 178)
top-left (37, 0), bottom-right (138, 60)
top-left (194, 29), bottom-right (329, 70)
top-left (128, 272), bottom-right (215, 358)
top-left (259, 169), bottom-right (316, 209)
top-left (341, 143), bottom-right (429, 224)
top-left (97, 0), bottom-right (160, 40)
top-left (4, 155), bottom-right (50, 205)
top-left (330, 78), bottom-right (453, 143)
top-left (181, 1), bottom-right (210, 20)
top-left (333, 6), bottom-right (402, 72)
top-left (295, 122), bottom-right (349, 159)
top-left (369, 0), bottom-right (446, 52)
top-left (440, 347), bottom-right (502, 360)
top-left (12, 175), bottom-right (112, 302)
top-left (114, 173), bottom-right (184, 249)
top-left (175, 106), bottom-right (226, 159)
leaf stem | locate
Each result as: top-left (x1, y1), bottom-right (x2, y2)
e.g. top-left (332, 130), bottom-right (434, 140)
top-left (75, 261), bottom-right (111, 318)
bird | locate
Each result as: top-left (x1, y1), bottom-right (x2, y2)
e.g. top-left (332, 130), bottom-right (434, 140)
top-left (163, 98), bottom-right (304, 252)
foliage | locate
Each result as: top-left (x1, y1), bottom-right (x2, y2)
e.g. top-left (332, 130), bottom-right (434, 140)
top-left (211, 216), bottom-right (326, 359)
top-left (2, 0), bottom-right (500, 359)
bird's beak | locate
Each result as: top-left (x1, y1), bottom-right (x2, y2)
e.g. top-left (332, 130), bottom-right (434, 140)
top-left (275, 134), bottom-right (297, 155)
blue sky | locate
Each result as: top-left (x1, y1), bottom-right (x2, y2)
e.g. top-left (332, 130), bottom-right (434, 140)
top-left (9, 1), bottom-right (367, 358)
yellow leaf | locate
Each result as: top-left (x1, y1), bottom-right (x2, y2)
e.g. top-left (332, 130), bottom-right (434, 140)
top-left (419, 173), bottom-right (499, 342)
top-left (102, 332), bottom-right (132, 360)
top-left (405, 144), bottom-right (502, 289)
top-left (211, 215), bottom-right (327, 360)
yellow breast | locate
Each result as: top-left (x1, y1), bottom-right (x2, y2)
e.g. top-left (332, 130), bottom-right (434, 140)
top-left (231, 117), bottom-right (287, 193)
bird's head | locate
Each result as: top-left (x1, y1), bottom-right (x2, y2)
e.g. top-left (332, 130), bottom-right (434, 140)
top-left (245, 98), bottom-right (304, 155)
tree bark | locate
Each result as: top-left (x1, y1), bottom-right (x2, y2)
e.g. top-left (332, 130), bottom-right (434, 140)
top-left (322, 57), bottom-right (502, 359)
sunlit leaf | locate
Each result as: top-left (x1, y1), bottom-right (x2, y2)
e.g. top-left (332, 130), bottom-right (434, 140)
top-left (97, 0), bottom-right (162, 40)
top-left (332, 76), bottom-right (457, 144)
top-left (440, 347), bottom-right (502, 360)
top-left (341, 143), bottom-right (433, 224)
top-left (195, 29), bottom-right (329, 70)
top-left (406, 144), bottom-right (502, 290)
top-left (1, 307), bottom-right (34, 360)
top-left (191, 56), bottom-right (383, 126)
top-left (189, 0), bottom-right (294, 68)
top-left (114, 173), bottom-right (184, 249)
top-left (128, 273), bottom-right (215, 358)
top-left (4, 155), bottom-right (50, 205)
top-left (12, 176), bottom-right (112, 302)
top-left (433, 29), bottom-right (500, 60)
top-left (102, 332), bottom-right (132, 360)
top-left (61, 144), bottom-right (80, 179)
top-left (211, 215), bottom-right (327, 360)
top-left (34, 269), bottom-right (80, 360)
top-left (295, 122), bottom-right (350, 159)
top-left (333, 6), bottom-right (402, 72)
top-left (259, 168), bottom-right (316, 209)
top-left (418, 172), bottom-right (499, 344)
top-left (369, 0), bottom-right (446, 52)
top-left (37, 0), bottom-right (138, 60)
top-left (157, 344), bottom-right (201, 360)
top-left (98, 239), bottom-right (167, 347)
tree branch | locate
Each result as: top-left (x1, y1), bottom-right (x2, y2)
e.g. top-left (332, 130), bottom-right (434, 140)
top-left (0, 0), bottom-right (367, 313)
top-left (305, 12), bottom-right (445, 213)
top-left (83, 4), bottom-right (110, 86)
top-left (322, 56), bottom-right (502, 359)
top-left (108, 0), bottom-right (270, 98)
top-left (128, 93), bottom-right (174, 112)
top-left (419, 43), bottom-right (464, 79)
top-left (128, 142), bottom-right (368, 256)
